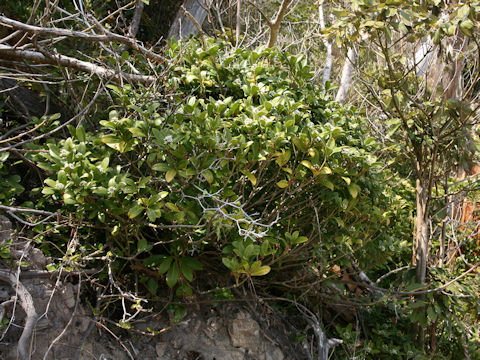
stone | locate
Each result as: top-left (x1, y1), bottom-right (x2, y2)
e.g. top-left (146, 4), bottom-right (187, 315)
top-left (0, 215), bottom-right (12, 244)
top-left (265, 344), bottom-right (284, 360)
top-left (228, 312), bottom-right (260, 350)
top-left (61, 282), bottom-right (76, 309)
top-left (156, 342), bottom-right (168, 357)
top-left (28, 247), bottom-right (47, 269)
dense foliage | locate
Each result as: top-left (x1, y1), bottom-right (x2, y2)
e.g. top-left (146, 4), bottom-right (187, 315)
top-left (29, 38), bottom-right (394, 296)
top-left (1, 1), bottom-right (479, 359)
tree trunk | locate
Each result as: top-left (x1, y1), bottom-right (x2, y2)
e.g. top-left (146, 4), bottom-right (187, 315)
top-left (414, 177), bottom-right (429, 285)
top-left (267, 0), bottom-right (292, 48)
top-left (318, 2), bottom-right (332, 88)
top-left (335, 47), bottom-right (355, 104)
top-left (168, 0), bottom-right (210, 40)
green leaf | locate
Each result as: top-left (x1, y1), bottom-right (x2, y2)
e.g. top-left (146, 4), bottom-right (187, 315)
top-left (101, 135), bottom-right (121, 144)
top-left (242, 170), bottom-right (257, 186)
top-left (203, 169), bottom-right (214, 184)
top-left (348, 184), bottom-right (361, 199)
top-left (277, 180), bottom-right (289, 188)
top-left (44, 178), bottom-right (57, 188)
top-left (158, 257), bottom-right (173, 275)
top-left (427, 306), bottom-right (437, 323)
top-left (341, 177), bottom-right (351, 185)
top-left (146, 278), bottom-right (158, 294)
top-left (137, 238), bottom-right (150, 252)
top-left (146, 208), bottom-right (157, 221)
top-left (250, 261), bottom-right (271, 276)
top-left (181, 257), bottom-right (203, 271)
top-left (152, 163), bottom-right (170, 171)
top-left (166, 263), bottom-right (179, 288)
top-left (76, 126), bottom-right (86, 142)
top-left (457, 4), bottom-right (470, 19)
top-left (181, 262), bottom-right (194, 282)
top-left (459, 20), bottom-right (474, 37)
top-left (321, 179), bottom-right (334, 191)
top-left (166, 169), bottom-right (177, 183)
top-left (143, 255), bottom-right (165, 267)
top-left (292, 236), bottom-right (308, 244)
top-left (57, 170), bottom-right (67, 185)
top-left (300, 160), bottom-right (312, 170)
top-left (152, 191), bottom-right (169, 203)
top-left (128, 127), bottom-right (146, 137)
top-left (0, 152), bottom-right (9, 162)
top-left (100, 157), bottom-right (110, 171)
top-left (128, 204), bottom-right (144, 218)
top-left (165, 202), bottom-right (180, 212)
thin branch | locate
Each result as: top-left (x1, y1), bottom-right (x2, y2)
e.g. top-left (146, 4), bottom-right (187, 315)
top-left (318, 1), bottom-right (332, 88)
top-left (0, 205), bottom-right (60, 217)
top-left (181, 6), bottom-right (207, 50)
top-left (0, 83), bottom-right (101, 152)
top-left (0, 44), bottom-right (155, 84)
top-left (236, 0), bottom-right (242, 45)
top-left (0, 15), bottom-right (163, 63)
top-left (244, 0), bottom-right (273, 27)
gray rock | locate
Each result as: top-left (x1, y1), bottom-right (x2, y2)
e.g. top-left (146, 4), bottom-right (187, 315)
top-left (0, 215), bottom-right (12, 244)
top-left (266, 344), bottom-right (285, 360)
top-left (156, 342), bottom-right (168, 357)
top-left (229, 312), bottom-right (261, 350)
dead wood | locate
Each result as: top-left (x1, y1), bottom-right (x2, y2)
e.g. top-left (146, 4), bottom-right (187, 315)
top-left (0, 269), bottom-right (39, 360)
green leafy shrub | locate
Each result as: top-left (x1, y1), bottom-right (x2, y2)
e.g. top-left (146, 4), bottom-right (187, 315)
top-left (33, 38), bottom-right (395, 300)
top-left (0, 152), bottom-right (25, 205)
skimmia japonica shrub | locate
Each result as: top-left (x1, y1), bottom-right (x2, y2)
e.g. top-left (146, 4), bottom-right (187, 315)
top-left (32, 38), bottom-right (396, 301)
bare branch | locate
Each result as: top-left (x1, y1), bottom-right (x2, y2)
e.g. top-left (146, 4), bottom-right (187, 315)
top-left (236, 0), bottom-right (242, 45)
top-left (244, 0), bottom-right (292, 47)
top-left (0, 44), bottom-right (155, 84)
top-left (0, 85), bottom-right (102, 152)
top-left (268, 0), bottom-right (292, 48)
top-left (181, 6), bottom-right (207, 50)
top-left (0, 15), bottom-right (164, 64)
top-left (244, 0), bottom-right (273, 27)
top-left (126, 0), bottom-right (145, 39)
top-left (169, 0), bottom-right (210, 40)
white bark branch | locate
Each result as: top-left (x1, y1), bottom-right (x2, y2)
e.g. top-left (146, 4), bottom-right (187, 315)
top-left (0, 44), bottom-right (155, 84)
top-left (0, 15), bottom-right (164, 63)
top-left (318, 2), bottom-right (332, 88)
top-left (335, 47), bottom-right (355, 103)
top-left (0, 270), bottom-right (39, 360)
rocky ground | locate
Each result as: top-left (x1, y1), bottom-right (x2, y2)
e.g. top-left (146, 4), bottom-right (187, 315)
top-left (0, 216), bottom-right (295, 360)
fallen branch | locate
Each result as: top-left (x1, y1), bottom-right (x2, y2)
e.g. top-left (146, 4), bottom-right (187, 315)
top-left (0, 270), bottom-right (39, 360)
top-left (0, 44), bottom-right (156, 84)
